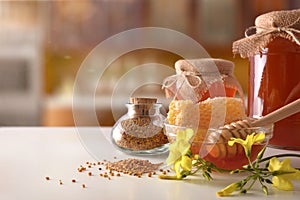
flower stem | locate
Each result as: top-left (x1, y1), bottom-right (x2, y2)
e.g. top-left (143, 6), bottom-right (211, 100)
top-left (257, 153), bottom-right (300, 169)
top-left (246, 176), bottom-right (258, 191)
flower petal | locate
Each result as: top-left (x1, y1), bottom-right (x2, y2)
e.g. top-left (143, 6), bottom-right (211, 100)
top-left (268, 157), bottom-right (281, 172)
top-left (174, 160), bottom-right (182, 179)
top-left (166, 150), bottom-right (181, 165)
top-left (176, 130), bottom-right (186, 140)
top-left (177, 140), bottom-right (191, 156)
top-left (158, 174), bottom-right (182, 180)
top-left (181, 156), bottom-right (192, 171)
top-left (228, 138), bottom-right (245, 146)
top-left (184, 128), bottom-right (194, 141)
top-left (272, 176), bottom-right (294, 191)
top-left (216, 182), bottom-right (240, 196)
top-left (166, 142), bottom-right (181, 165)
top-left (253, 133), bottom-right (265, 143)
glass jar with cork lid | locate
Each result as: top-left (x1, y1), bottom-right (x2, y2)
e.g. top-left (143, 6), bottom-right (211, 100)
top-left (233, 9), bottom-right (300, 150)
top-left (111, 97), bottom-right (169, 154)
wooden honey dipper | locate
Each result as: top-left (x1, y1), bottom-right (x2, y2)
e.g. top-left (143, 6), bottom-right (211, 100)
top-left (221, 98), bottom-right (300, 140)
top-left (203, 99), bottom-right (300, 160)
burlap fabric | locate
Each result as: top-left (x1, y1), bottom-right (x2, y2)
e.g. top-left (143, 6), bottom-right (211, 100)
top-left (162, 58), bottom-right (236, 102)
top-left (233, 9), bottom-right (300, 58)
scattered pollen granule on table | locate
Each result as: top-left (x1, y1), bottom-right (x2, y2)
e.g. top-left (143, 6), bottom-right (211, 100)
top-left (105, 158), bottom-right (163, 175)
top-left (44, 157), bottom-right (169, 190)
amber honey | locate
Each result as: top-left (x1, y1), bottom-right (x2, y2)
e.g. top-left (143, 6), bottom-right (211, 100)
top-left (189, 125), bottom-right (273, 170)
top-left (198, 82), bottom-right (238, 102)
top-left (200, 144), bottom-right (265, 170)
top-left (191, 141), bottom-right (266, 170)
top-left (248, 37), bottom-right (300, 150)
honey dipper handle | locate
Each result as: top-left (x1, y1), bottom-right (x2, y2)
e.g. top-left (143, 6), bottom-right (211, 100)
top-left (252, 98), bottom-right (300, 127)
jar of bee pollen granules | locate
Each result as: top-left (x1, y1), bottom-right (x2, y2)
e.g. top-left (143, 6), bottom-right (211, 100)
top-left (111, 97), bottom-right (169, 155)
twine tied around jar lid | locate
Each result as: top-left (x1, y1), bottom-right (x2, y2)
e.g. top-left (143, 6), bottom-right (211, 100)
top-left (162, 58), bottom-right (234, 102)
top-left (233, 9), bottom-right (300, 58)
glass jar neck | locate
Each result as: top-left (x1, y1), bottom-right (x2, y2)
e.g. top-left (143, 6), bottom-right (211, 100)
top-left (126, 103), bottom-right (162, 117)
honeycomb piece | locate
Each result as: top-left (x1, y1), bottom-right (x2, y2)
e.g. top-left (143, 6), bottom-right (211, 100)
top-left (167, 97), bottom-right (246, 155)
top-left (167, 100), bottom-right (199, 128)
top-left (167, 97), bottom-right (246, 129)
top-left (200, 97), bottom-right (246, 128)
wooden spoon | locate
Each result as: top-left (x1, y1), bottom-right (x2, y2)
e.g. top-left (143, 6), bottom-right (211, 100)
top-left (220, 98), bottom-right (300, 138)
top-left (202, 98), bottom-right (300, 161)
top-left (251, 98), bottom-right (300, 127)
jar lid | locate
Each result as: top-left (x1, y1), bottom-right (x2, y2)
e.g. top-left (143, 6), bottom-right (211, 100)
top-left (233, 9), bottom-right (300, 58)
top-left (129, 97), bottom-right (157, 104)
top-left (255, 9), bottom-right (300, 32)
top-left (128, 97), bottom-right (158, 115)
top-left (175, 58), bottom-right (234, 75)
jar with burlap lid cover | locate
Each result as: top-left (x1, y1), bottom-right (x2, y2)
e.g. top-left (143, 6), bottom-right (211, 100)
top-left (162, 58), bottom-right (246, 155)
top-left (162, 58), bottom-right (244, 103)
top-left (233, 9), bottom-right (300, 150)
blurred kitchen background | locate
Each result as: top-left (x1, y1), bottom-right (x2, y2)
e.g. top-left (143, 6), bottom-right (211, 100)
top-left (0, 0), bottom-right (299, 126)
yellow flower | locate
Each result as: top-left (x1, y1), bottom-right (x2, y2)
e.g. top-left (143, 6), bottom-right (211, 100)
top-left (166, 128), bottom-right (194, 165)
top-left (160, 129), bottom-right (194, 180)
top-left (216, 182), bottom-right (240, 196)
top-left (268, 157), bottom-right (300, 191)
top-left (159, 155), bottom-right (192, 180)
top-left (174, 155), bottom-right (193, 177)
top-left (228, 132), bottom-right (265, 157)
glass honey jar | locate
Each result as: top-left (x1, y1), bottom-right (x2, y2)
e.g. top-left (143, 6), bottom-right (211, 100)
top-left (162, 58), bottom-right (246, 155)
top-left (248, 37), bottom-right (300, 150)
top-left (162, 58), bottom-right (244, 103)
top-left (233, 9), bottom-right (300, 150)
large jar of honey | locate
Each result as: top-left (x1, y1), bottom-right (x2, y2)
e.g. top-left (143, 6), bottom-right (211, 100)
top-left (233, 9), bottom-right (300, 150)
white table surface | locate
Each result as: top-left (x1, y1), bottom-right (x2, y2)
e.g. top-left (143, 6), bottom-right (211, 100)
top-left (0, 127), bottom-right (299, 200)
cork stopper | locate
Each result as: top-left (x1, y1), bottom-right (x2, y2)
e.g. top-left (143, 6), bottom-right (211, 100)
top-left (129, 97), bottom-right (158, 116)
top-left (129, 97), bottom-right (157, 104)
